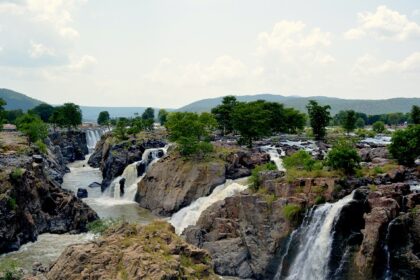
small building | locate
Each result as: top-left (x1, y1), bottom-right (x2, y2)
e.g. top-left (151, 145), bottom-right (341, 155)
top-left (2, 124), bottom-right (17, 131)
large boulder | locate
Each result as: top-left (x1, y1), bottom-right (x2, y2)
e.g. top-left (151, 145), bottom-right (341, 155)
top-left (44, 221), bottom-right (218, 280)
top-left (48, 131), bottom-right (89, 164)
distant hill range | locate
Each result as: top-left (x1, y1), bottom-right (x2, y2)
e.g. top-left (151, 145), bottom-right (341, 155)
top-left (1, 89), bottom-right (419, 119)
top-left (178, 94), bottom-right (420, 115)
top-left (0, 88), bottom-right (43, 111)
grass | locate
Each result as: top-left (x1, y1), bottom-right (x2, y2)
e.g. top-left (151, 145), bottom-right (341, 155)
top-left (283, 204), bottom-right (302, 222)
top-left (0, 259), bottom-right (22, 280)
top-left (10, 168), bottom-right (24, 181)
top-left (249, 162), bottom-right (277, 190)
top-left (87, 218), bottom-right (122, 235)
top-left (360, 162), bottom-right (399, 177)
top-left (284, 168), bottom-right (339, 183)
top-left (35, 139), bottom-right (47, 154)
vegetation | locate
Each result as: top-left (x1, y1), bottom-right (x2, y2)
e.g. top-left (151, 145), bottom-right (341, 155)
top-left (388, 125), bottom-right (420, 165)
top-left (29, 103), bottom-right (55, 122)
top-left (283, 150), bottom-right (318, 171)
top-left (355, 117), bottom-right (365, 128)
top-left (142, 107), bottom-right (155, 121)
top-left (114, 119), bottom-right (128, 141)
top-left (0, 98), bottom-right (6, 125)
top-left (211, 95), bottom-right (238, 135)
top-left (306, 100), bottom-right (331, 140)
top-left (97, 111), bottom-right (110, 126)
top-left (15, 114), bottom-right (48, 143)
top-left (249, 162), bottom-right (277, 190)
top-left (283, 203), bottom-right (302, 222)
top-left (87, 218), bottom-right (121, 235)
top-left (50, 103), bottom-right (82, 129)
top-left (5, 109), bottom-right (23, 124)
top-left (165, 112), bottom-right (217, 157)
top-left (10, 168), bottom-right (24, 180)
top-left (341, 110), bottom-right (357, 134)
top-left (325, 140), bottom-right (361, 175)
top-left (158, 109), bottom-right (168, 125)
top-left (0, 259), bottom-right (22, 280)
top-left (412, 105), bottom-right (420, 125)
top-left (372, 121), bottom-right (386, 133)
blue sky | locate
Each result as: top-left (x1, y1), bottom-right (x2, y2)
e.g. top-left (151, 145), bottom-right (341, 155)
top-left (0, 0), bottom-right (419, 108)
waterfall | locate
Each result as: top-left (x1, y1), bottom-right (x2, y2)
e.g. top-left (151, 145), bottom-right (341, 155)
top-left (169, 178), bottom-right (248, 235)
top-left (383, 218), bottom-right (398, 280)
top-left (109, 147), bottom-right (168, 201)
top-left (276, 192), bottom-right (355, 280)
top-left (261, 146), bottom-right (285, 171)
top-left (86, 129), bottom-right (103, 151)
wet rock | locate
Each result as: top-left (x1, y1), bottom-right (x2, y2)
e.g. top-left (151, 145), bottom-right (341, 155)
top-left (48, 131), bottom-right (89, 164)
top-left (136, 161), bottom-right (147, 177)
top-left (32, 155), bottom-right (43, 163)
top-left (88, 182), bottom-right (101, 188)
top-left (76, 188), bottom-right (88, 198)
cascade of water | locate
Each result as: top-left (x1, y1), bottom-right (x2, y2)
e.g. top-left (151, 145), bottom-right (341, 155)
top-left (86, 129), bottom-right (103, 151)
top-left (169, 178), bottom-right (249, 235)
top-left (383, 218), bottom-right (397, 280)
top-left (276, 192), bottom-right (354, 280)
top-left (261, 146), bottom-right (285, 171)
top-left (110, 146), bottom-right (168, 201)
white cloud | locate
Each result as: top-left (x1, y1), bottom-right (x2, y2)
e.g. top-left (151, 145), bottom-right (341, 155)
top-left (68, 55), bottom-right (97, 71)
top-left (28, 41), bottom-right (55, 58)
top-left (345, 6), bottom-right (420, 41)
top-left (353, 52), bottom-right (420, 75)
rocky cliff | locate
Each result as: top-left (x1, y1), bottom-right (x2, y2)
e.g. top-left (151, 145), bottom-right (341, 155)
top-left (38, 221), bottom-right (218, 280)
top-left (87, 135), bottom-right (166, 191)
top-left (135, 148), bottom-right (270, 216)
top-left (47, 131), bottom-right (89, 164)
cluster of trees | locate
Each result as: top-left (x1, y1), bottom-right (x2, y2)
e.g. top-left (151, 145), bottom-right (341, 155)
top-left (111, 107), bottom-right (156, 140)
top-left (211, 96), bottom-right (306, 146)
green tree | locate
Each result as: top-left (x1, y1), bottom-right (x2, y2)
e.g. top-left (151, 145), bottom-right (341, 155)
top-left (165, 112), bottom-right (216, 156)
top-left (325, 140), bottom-right (361, 175)
top-left (283, 107), bottom-right (306, 133)
top-left (232, 101), bottom-right (272, 147)
top-left (30, 103), bottom-right (55, 122)
top-left (16, 114), bottom-right (48, 143)
top-left (97, 111), bottom-right (110, 126)
top-left (341, 110), bottom-right (357, 134)
top-left (114, 119), bottom-right (128, 140)
top-left (372, 121), bottom-right (385, 133)
top-left (52, 103), bottom-right (82, 129)
top-left (0, 98), bottom-right (6, 125)
top-left (306, 100), bottom-right (331, 140)
top-left (355, 117), bottom-right (365, 128)
top-left (411, 105), bottom-right (420, 125)
top-left (142, 107), bottom-right (155, 121)
top-left (211, 95), bottom-right (238, 135)
top-left (388, 125), bottom-right (420, 165)
top-left (158, 109), bottom-right (168, 125)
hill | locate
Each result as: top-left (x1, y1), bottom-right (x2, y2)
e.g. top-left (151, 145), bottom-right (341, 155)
top-left (80, 106), bottom-right (176, 122)
top-left (178, 94), bottom-right (420, 115)
top-left (0, 88), bottom-right (43, 111)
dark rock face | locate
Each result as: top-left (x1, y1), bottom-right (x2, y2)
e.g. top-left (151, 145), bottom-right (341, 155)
top-left (0, 158), bottom-right (98, 254)
top-left (87, 137), bottom-right (166, 191)
top-left (135, 149), bottom-right (270, 216)
top-left (76, 188), bottom-right (88, 198)
top-left (88, 182), bottom-right (101, 188)
top-left (48, 131), bottom-right (89, 164)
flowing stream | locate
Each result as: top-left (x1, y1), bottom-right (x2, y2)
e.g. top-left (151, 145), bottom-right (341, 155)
top-left (275, 192), bottom-right (355, 280)
top-left (0, 129), bottom-right (159, 272)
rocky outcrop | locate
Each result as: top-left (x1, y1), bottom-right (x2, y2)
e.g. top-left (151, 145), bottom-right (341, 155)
top-left (135, 149), bottom-right (270, 216)
top-left (88, 136), bottom-right (166, 191)
top-left (358, 147), bottom-right (389, 162)
top-left (184, 191), bottom-right (293, 279)
top-left (47, 131), bottom-right (89, 164)
top-left (0, 153), bottom-right (98, 254)
top-left (42, 221), bottom-right (217, 280)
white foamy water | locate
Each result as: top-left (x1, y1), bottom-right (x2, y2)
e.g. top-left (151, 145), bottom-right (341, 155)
top-left (261, 146), bottom-right (285, 171)
top-left (170, 177), bottom-right (249, 235)
top-left (361, 135), bottom-right (392, 146)
top-left (278, 192), bottom-right (354, 280)
top-left (86, 129), bottom-right (103, 151)
top-left (410, 185), bottom-right (420, 192)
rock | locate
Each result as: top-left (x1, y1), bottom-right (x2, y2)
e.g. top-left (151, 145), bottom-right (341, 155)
top-left (136, 153), bottom-right (226, 216)
top-left (88, 182), bottom-right (101, 188)
top-left (359, 147), bottom-right (389, 162)
top-left (136, 161), bottom-right (147, 177)
top-left (32, 155), bottom-right (43, 163)
top-left (43, 222), bottom-right (218, 280)
top-left (48, 131), bottom-right (89, 164)
top-left (76, 188), bottom-right (88, 198)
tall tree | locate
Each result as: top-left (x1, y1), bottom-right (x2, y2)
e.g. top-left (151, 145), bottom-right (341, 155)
top-left (158, 109), bottom-right (168, 125)
top-left (0, 98), bottom-right (6, 124)
top-left (411, 105), bottom-right (420, 125)
top-left (97, 111), bottom-right (110, 126)
top-left (341, 110), bottom-right (357, 134)
top-left (16, 114), bottom-right (48, 143)
top-left (52, 103), bottom-right (82, 129)
top-left (211, 95), bottom-right (238, 135)
top-left (142, 107), bottom-right (155, 121)
top-left (306, 100), bottom-right (331, 140)
top-left (30, 103), bottom-right (55, 122)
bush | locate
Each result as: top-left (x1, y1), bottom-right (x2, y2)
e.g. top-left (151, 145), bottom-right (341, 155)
top-left (87, 218), bottom-right (121, 235)
top-left (314, 195), bottom-right (326, 205)
top-left (7, 197), bottom-right (16, 210)
top-left (10, 168), bottom-right (24, 181)
top-left (355, 128), bottom-right (375, 138)
top-left (35, 140), bottom-right (47, 154)
top-left (283, 150), bottom-right (318, 171)
top-left (249, 162), bottom-right (277, 190)
top-left (283, 204), bottom-right (302, 221)
top-left (388, 125), bottom-right (420, 166)
top-left (15, 114), bottom-right (48, 143)
top-left (325, 141), bottom-right (361, 175)
top-left (0, 259), bottom-right (22, 280)
top-left (372, 121), bottom-right (386, 133)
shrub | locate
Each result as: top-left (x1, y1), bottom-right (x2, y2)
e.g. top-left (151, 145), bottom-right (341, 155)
top-left (7, 197), bottom-right (16, 210)
top-left (372, 121), bottom-right (386, 133)
top-left (355, 128), bottom-right (375, 138)
top-left (325, 141), bottom-right (361, 175)
top-left (87, 218), bottom-right (121, 235)
top-left (388, 125), bottom-right (420, 166)
top-left (283, 204), bottom-right (302, 221)
top-left (10, 168), bottom-right (24, 181)
top-left (249, 162), bottom-right (277, 190)
top-left (314, 195), bottom-right (326, 205)
top-left (0, 259), bottom-right (22, 280)
top-left (35, 140), bottom-right (47, 154)
top-left (283, 150), bottom-right (318, 171)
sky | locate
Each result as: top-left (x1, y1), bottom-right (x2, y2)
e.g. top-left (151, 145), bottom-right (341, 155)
top-left (0, 0), bottom-right (419, 108)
